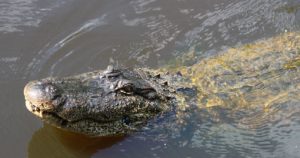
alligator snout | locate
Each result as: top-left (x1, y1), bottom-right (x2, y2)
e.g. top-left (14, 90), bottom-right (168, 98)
top-left (24, 81), bottom-right (60, 111)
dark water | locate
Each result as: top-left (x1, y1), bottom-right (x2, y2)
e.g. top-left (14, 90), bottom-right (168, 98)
top-left (1, 0), bottom-right (300, 157)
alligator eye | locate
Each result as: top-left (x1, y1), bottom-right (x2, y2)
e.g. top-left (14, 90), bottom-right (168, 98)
top-left (119, 84), bottom-right (134, 94)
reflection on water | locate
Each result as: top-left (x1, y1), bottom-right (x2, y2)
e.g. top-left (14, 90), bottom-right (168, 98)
top-left (27, 103), bottom-right (300, 158)
top-left (28, 124), bottom-right (125, 158)
top-left (0, 0), bottom-right (300, 157)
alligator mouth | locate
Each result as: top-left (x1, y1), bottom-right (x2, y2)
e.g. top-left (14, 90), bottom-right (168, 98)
top-left (25, 100), bottom-right (43, 117)
top-left (25, 100), bottom-right (68, 126)
top-left (25, 100), bottom-right (124, 128)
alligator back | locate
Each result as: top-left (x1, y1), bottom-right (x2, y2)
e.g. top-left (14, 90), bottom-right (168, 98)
top-left (177, 32), bottom-right (300, 109)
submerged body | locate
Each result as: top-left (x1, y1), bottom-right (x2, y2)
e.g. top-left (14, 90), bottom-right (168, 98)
top-left (24, 32), bottom-right (300, 136)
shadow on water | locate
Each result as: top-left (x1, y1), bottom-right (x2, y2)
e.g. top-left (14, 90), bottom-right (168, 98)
top-left (28, 124), bottom-right (125, 158)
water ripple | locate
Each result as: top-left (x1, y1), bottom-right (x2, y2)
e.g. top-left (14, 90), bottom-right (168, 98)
top-left (25, 15), bottom-right (107, 78)
top-left (0, 0), bottom-right (67, 33)
top-left (130, 0), bottom-right (157, 14)
top-left (190, 95), bottom-right (300, 158)
top-left (182, 0), bottom-right (297, 54)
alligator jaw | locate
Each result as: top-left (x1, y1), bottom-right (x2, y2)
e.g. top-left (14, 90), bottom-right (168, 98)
top-left (25, 99), bottom-right (124, 135)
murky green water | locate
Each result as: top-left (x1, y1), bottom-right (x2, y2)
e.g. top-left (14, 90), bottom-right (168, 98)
top-left (0, 0), bottom-right (300, 157)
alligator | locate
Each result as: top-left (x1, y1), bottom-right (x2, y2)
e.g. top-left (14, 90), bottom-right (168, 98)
top-left (24, 32), bottom-right (300, 136)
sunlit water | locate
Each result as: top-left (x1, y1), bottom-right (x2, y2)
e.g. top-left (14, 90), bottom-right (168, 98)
top-left (0, 0), bottom-right (300, 158)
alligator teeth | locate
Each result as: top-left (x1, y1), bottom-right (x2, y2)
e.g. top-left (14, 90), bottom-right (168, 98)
top-left (35, 106), bottom-right (41, 112)
top-left (30, 104), bottom-right (41, 112)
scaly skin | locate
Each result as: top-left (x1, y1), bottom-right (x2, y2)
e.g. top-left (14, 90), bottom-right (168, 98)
top-left (24, 32), bottom-right (300, 136)
top-left (24, 66), bottom-right (177, 136)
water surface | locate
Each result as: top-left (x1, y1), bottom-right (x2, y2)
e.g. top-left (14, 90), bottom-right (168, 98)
top-left (0, 0), bottom-right (300, 157)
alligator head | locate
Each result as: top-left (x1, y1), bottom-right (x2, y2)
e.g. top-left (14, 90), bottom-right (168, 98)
top-left (24, 66), bottom-right (174, 136)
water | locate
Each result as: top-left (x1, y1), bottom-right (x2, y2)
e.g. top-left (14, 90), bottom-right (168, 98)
top-left (0, 0), bottom-right (300, 157)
